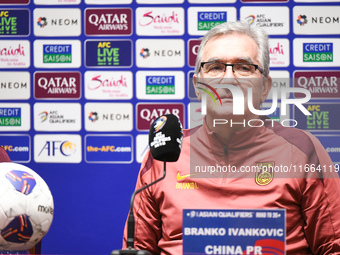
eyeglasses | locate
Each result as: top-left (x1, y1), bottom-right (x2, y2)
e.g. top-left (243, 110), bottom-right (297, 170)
top-left (200, 62), bottom-right (264, 77)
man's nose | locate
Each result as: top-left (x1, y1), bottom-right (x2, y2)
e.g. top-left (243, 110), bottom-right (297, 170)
top-left (222, 65), bottom-right (236, 78)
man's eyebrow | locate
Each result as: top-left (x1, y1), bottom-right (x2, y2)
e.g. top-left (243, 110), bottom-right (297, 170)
top-left (205, 56), bottom-right (255, 64)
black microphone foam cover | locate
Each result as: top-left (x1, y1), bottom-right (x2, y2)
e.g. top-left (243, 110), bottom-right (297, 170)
top-left (148, 114), bottom-right (183, 162)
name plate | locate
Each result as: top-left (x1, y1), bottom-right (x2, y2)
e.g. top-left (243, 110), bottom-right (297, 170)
top-left (183, 209), bottom-right (285, 255)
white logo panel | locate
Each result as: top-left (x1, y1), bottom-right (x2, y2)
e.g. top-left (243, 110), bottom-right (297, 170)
top-left (85, 71), bottom-right (133, 100)
top-left (34, 8), bottom-right (81, 37)
top-left (136, 71), bottom-right (184, 100)
top-left (293, 38), bottom-right (340, 67)
top-left (136, 39), bottom-right (184, 68)
top-left (136, 7), bottom-right (184, 36)
top-left (269, 39), bottom-right (290, 67)
top-left (0, 40), bottom-right (30, 68)
top-left (34, 103), bottom-right (81, 131)
top-left (187, 7), bottom-right (237, 36)
top-left (136, 134), bottom-right (149, 163)
top-left (240, 7), bottom-right (289, 35)
top-left (34, 0), bottom-right (81, 5)
top-left (293, 6), bottom-right (340, 35)
top-left (34, 40), bottom-right (81, 68)
top-left (188, 102), bottom-right (203, 129)
top-left (85, 0), bottom-right (132, 3)
top-left (267, 71), bottom-right (290, 100)
top-left (0, 72), bottom-right (30, 100)
top-left (34, 134), bottom-right (82, 163)
top-left (85, 103), bottom-right (133, 132)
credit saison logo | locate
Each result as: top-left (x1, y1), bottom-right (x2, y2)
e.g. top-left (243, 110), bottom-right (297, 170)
top-left (198, 82), bottom-right (312, 128)
top-left (197, 12), bottom-right (227, 31)
top-left (43, 44), bottom-right (72, 63)
top-left (0, 108), bottom-right (21, 126)
top-left (0, 10), bottom-right (30, 36)
top-left (303, 43), bottom-right (333, 62)
top-left (146, 75), bottom-right (175, 95)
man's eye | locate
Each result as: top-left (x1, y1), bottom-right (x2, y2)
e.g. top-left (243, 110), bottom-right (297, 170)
top-left (208, 64), bottom-right (224, 71)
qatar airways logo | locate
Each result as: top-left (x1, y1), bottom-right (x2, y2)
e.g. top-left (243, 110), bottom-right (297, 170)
top-left (136, 8), bottom-right (184, 36)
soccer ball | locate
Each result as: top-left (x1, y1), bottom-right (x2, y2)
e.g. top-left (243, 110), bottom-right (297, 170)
top-left (0, 163), bottom-right (54, 251)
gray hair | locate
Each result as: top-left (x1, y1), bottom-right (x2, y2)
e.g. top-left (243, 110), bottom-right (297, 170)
top-left (194, 20), bottom-right (270, 77)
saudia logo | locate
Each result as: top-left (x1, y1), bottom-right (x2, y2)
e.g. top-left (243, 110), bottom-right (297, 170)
top-left (303, 43), bottom-right (333, 62)
top-left (97, 42), bottom-right (119, 66)
top-left (0, 44), bottom-right (25, 57)
top-left (198, 82), bottom-right (312, 128)
top-left (139, 10), bottom-right (179, 26)
top-left (88, 75), bottom-right (127, 90)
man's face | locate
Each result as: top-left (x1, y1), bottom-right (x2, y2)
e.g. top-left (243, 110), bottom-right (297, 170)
top-left (194, 32), bottom-right (272, 121)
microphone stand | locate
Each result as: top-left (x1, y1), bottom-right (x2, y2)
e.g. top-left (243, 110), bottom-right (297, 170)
top-left (111, 162), bottom-right (167, 255)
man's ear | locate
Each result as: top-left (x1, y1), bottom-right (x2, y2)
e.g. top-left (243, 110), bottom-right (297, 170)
top-left (193, 74), bottom-right (202, 101)
top-left (260, 75), bottom-right (272, 104)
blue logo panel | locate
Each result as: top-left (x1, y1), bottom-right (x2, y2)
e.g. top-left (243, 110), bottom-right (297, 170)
top-left (0, 135), bottom-right (30, 162)
top-left (85, 40), bottom-right (132, 67)
top-left (85, 135), bottom-right (133, 163)
top-left (316, 135), bottom-right (340, 164)
top-left (294, 103), bottom-right (340, 131)
top-left (0, 9), bottom-right (30, 36)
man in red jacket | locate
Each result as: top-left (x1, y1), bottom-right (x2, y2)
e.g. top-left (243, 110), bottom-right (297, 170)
top-left (0, 146), bottom-right (11, 162)
top-left (123, 21), bottom-right (340, 254)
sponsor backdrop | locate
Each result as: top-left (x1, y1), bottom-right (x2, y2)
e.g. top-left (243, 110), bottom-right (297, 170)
top-left (0, 0), bottom-right (339, 254)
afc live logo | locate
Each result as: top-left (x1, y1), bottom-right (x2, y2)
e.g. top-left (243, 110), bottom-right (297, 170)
top-left (0, 10), bottom-right (30, 36)
top-left (85, 40), bottom-right (132, 68)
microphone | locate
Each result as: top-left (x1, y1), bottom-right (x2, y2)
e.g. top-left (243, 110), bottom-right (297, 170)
top-left (111, 114), bottom-right (183, 255)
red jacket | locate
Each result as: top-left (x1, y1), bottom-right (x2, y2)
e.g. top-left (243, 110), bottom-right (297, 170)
top-left (123, 119), bottom-right (340, 254)
top-left (0, 146), bottom-right (11, 162)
